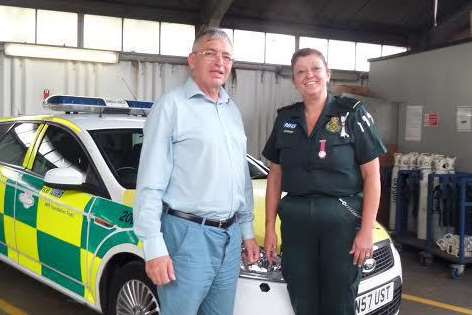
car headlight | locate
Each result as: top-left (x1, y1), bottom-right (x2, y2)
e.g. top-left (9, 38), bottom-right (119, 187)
top-left (240, 247), bottom-right (285, 282)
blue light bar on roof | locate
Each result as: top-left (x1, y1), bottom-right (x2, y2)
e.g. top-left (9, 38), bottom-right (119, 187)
top-left (43, 95), bottom-right (153, 115)
top-left (46, 95), bottom-right (107, 107)
top-left (126, 100), bottom-right (154, 109)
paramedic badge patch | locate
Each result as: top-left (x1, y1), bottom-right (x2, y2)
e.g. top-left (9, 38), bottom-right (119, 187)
top-left (326, 116), bottom-right (341, 133)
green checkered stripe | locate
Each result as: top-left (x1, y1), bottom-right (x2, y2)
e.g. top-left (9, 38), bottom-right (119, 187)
top-left (0, 213), bottom-right (6, 256)
top-left (2, 171), bottom-right (139, 299)
top-left (0, 177), bottom-right (17, 257)
top-left (87, 197), bottom-right (138, 257)
top-left (35, 199), bottom-right (139, 298)
top-left (36, 196), bottom-right (138, 297)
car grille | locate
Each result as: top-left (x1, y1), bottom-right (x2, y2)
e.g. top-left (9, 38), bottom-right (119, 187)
top-left (367, 285), bottom-right (402, 315)
top-left (362, 241), bottom-right (394, 279)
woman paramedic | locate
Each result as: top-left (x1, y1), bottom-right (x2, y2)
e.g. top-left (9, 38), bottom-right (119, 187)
top-left (262, 48), bottom-right (386, 315)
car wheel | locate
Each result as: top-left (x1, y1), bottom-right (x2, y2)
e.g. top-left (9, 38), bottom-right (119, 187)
top-left (107, 261), bottom-right (160, 315)
top-left (450, 264), bottom-right (465, 280)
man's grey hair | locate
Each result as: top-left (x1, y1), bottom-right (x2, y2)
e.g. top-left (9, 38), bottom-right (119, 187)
top-left (192, 27), bottom-right (233, 52)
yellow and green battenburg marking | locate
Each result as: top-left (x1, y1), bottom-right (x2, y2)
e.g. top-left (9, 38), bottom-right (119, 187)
top-left (0, 169), bottom-right (6, 256)
top-left (1, 167), bottom-right (19, 261)
top-left (0, 170), bottom-right (140, 303)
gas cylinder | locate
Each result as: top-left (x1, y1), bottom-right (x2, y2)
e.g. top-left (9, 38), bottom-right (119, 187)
top-left (417, 153), bottom-right (433, 240)
top-left (389, 152), bottom-right (402, 230)
top-left (407, 153), bottom-right (420, 233)
top-left (431, 155), bottom-right (456, 241)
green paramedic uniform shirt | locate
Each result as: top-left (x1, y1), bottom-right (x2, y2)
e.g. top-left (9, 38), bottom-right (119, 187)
top-left (262, 95), bottom-right (387, 197)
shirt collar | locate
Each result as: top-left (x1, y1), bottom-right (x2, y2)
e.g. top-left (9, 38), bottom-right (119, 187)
top-left (184, 77), bottom-right (231, 104)
top-left (289, 94), bottom-right (334, 120)
top-left (324, 94), bottom-right (345, 116)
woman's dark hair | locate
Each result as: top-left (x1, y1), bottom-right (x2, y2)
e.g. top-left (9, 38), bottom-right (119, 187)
top-left (290, 48), bottom-right (328, 70)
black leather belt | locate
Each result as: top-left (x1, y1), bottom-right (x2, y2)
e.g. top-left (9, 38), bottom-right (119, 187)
top-left (165, 208), bottom-right (236, 229)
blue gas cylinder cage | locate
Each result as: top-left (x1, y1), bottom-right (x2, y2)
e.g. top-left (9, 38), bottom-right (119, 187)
top-left (393, 171), bottom-right (472, 278)
top-left (424, 172), bottom-right (472, 279)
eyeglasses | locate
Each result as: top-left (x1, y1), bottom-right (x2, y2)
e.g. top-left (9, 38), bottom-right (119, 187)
top-left (193, 49), bottom-right (233, 64)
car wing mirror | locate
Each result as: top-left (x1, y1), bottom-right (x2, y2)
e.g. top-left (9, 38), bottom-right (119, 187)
top-left (44, 167), bottom-right (85, 189)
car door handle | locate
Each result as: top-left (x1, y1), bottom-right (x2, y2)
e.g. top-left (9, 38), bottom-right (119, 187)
top-left (92, 216), bottom-right (115, 230)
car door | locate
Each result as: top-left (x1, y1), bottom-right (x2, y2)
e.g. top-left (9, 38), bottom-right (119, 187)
top-left (29, 123), bottom-right (107, 299)
top-left (0, 121), bottom-right (42, 266)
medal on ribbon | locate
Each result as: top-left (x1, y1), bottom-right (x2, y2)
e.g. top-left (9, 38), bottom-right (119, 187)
top-left (318, 139), bottom-right (327, 159)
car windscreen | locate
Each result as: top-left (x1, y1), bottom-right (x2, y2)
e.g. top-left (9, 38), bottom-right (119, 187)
top-left (90, 128), bottom-right (267, 189)
top-left (89, 128), bottom-right (143, 189)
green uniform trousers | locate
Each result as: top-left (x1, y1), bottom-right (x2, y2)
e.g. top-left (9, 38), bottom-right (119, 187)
top-left (279, 194), bottom-right (362, 315)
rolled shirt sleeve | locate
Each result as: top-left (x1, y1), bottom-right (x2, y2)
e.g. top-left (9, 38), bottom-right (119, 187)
top-left (134, 78), bottom-right (256, 258)
top-left (238, 158), bottom-right (255, 240)
top-left (133, 96), bottom-right (175, 261)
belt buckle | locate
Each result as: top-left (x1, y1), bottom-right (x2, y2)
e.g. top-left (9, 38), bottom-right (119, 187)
top-left (218, 220), bottom-right (224, 228)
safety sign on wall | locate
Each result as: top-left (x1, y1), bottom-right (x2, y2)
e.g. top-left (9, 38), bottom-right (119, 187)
top-left (423, 112), bottom-right (439, 127)
top-left (457, 106), bottom-right (472, 132)
top-left (405, 105), bottom-right (423, 141)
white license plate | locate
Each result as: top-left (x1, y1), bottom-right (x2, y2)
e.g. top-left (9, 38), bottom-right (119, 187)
top-left (355, 282), bottom-right (394, 315)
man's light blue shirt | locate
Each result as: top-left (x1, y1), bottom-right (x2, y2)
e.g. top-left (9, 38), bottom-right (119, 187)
top-left (134, 78), bottom-right (255, 261)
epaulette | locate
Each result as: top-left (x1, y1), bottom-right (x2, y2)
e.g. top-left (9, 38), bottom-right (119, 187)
top-left (334, 96), bottom-right (363, 112)
top-left (277, 102), bottom-right (301, 113)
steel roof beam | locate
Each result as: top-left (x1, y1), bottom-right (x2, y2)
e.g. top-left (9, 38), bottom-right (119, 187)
top-left (414, 1), bottom-right (472, 50)
top-left (197, 0), bottom-right (234, 33)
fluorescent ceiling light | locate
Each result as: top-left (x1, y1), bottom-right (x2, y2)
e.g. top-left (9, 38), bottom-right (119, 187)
top-left (4, 43), bottom-right (119, 63)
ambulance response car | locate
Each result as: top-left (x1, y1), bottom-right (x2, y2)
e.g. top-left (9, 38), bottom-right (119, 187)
top-left (0, 96), bottom-right (402, 315)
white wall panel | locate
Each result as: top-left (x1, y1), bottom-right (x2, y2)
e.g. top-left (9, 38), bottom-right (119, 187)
top-left (370, 41), bottom-right (472, 171)
top-left (1, 53), bottom-right (367, 160)
top-left (228, 69), bottom-right (300, 157)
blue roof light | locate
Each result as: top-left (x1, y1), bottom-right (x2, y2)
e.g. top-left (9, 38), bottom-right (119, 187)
top-left (126, 100), bottom-right (154, 109)
top-left (46, 95), bottom-right (106, 107)
top-left (43, 95), bottom-right (153, 115)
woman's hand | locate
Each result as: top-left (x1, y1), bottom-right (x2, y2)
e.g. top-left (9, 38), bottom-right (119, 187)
top-left (350, 227), bottom-right (373, 267)
top-left (353, 158), bottom-right (380, 267)
top-left (264, 162), bottom-right (282, 266)
top-left (264, 227), bottom-right (278, 265)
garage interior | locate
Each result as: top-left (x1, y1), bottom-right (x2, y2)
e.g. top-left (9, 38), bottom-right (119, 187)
top-left (1, 0), bottom-right (472, 314)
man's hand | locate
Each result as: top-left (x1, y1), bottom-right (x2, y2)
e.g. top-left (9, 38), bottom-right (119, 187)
top-left (264, 228), bottom-right (278, 265)
top-left (145, 256), bottom-right (176, 286)
top-left (243, 238), bottom-right (260, 264)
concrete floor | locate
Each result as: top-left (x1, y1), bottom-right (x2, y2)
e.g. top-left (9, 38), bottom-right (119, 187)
top-left (0, 247), bottom-right (471, 315)
top-left (399, 247), bottom-right (472, 315)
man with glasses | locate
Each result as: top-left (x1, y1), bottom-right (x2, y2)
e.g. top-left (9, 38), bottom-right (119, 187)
top-left (134, 27), bottom-right (259, 315)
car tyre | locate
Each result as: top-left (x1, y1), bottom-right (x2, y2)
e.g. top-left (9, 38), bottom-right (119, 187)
top-left (107, 261), bottom-right (160, 315)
